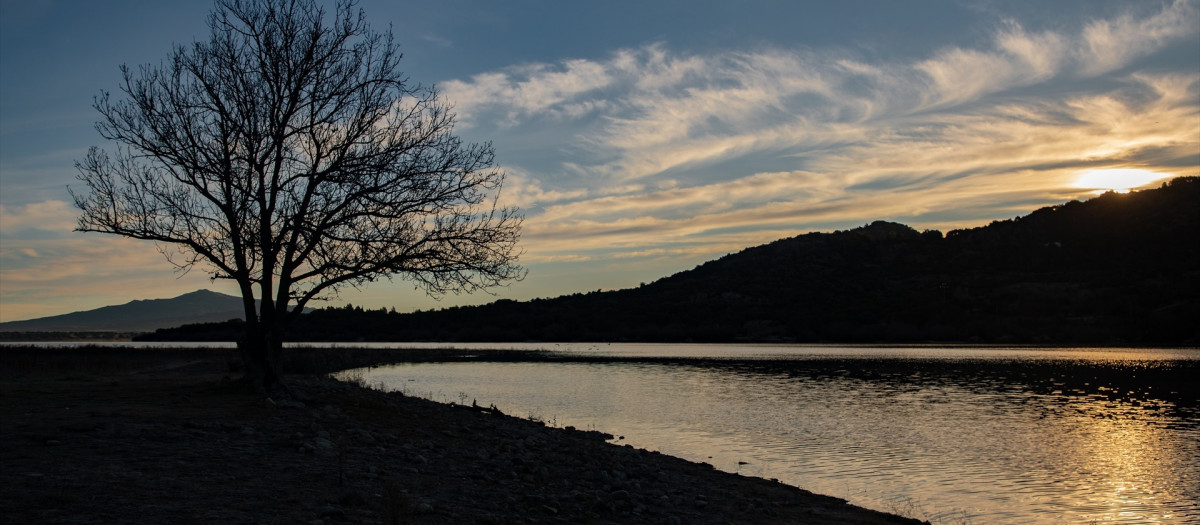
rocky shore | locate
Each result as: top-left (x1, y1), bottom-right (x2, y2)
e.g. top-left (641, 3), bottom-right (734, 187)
top-left (1, 347), bottom-right (924, 524)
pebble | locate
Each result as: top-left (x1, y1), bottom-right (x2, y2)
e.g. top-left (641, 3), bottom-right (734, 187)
top-left (5, 372), bottom-right (917, 525)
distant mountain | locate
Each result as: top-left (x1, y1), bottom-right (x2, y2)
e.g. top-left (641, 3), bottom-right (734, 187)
top-left (0, 290), bottom-right (246, 333)
top-left (143, 177), bottom-right (1200, 345)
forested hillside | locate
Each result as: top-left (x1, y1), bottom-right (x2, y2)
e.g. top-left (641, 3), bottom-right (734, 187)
top-left (142, 177), bottom-right (1199, 345)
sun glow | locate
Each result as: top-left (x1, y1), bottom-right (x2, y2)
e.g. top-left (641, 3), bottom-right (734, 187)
top-left (1074, 169), bottom-right (1171, 193)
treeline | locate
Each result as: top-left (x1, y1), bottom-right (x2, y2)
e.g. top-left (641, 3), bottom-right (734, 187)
top-left (141, 177), bottom-right (1199, 345)
top-left (0, 331), bottom-right (143, 342)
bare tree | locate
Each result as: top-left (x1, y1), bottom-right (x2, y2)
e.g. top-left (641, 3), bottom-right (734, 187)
top-left (72, 0), bottom-right (524, 390)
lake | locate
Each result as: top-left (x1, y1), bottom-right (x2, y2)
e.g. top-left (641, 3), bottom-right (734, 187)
top-left (337, 343), bottom-right (1200, 524)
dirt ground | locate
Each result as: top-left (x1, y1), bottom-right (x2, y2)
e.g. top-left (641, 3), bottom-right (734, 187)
top-left (0, 347), bottom-right (925, 524)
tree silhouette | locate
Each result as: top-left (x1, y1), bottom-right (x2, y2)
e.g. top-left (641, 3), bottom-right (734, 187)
top-left (72, 0), bottom-right (524, 390)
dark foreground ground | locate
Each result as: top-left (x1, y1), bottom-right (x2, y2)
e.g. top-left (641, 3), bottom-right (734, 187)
top-left (1, 347), bottom-right (924, 524)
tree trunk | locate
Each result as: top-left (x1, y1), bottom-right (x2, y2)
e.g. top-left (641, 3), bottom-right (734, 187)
top-left (237, 324), bottom-right (284, 392)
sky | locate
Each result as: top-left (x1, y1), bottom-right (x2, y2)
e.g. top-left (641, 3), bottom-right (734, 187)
top-left (1, 0), bottom-right (1198, 322)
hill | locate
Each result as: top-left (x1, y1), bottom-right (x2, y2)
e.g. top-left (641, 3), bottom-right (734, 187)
top-left (0, 289), bottom-right (245, 333)
top-left (143, 177), bottom-right (1200, 345)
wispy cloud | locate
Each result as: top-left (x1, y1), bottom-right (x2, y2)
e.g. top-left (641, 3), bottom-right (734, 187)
top-left (1079, 0), bottom-right (1198, 75)
top-left (0, 200), bottom-right (77, 238)
top-left (444, 58), bottom-right (619, 127)
top-left (0, 200), bottom-right (237, 322)
top-left (0, 234), bottom-right (232, 322)
top-left (445, 2), bottom-right (1198, 269)
top-left (421, 32), bottom-right (453, 48)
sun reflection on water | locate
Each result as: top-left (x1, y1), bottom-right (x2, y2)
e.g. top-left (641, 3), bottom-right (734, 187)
top-left (346, 346), bottom-right (1200, 524)
top-left (1046, 389), bottom-right (1197, 524)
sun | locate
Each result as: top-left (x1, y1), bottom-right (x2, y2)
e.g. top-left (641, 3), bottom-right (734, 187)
top-left (1073, 169), bottom-right (1171, 193)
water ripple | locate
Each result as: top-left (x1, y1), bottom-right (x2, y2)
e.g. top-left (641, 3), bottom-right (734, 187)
top-left (349, 346), bottom-right (1200, 524)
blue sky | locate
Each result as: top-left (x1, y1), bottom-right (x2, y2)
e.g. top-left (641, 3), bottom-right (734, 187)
top-left (1, 0), bottom-right (1198, 322)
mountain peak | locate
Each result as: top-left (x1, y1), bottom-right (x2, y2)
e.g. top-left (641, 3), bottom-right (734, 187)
top-left (1, 289), bottom-right (246, 333)
top-left (175, 289), bottom-right (238, 300)
top-left (855, 221), bottom-right (921, 240)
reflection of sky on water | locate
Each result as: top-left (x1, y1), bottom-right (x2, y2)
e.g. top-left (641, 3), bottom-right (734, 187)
top-left (312, 342), bottom-right (1200, 362)
top-left (344, 346), bottom-right (1199, 524)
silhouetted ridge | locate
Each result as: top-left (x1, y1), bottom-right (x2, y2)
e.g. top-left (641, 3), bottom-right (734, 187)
top-left (141, 177), bottom-right (1199, 344)
top-left (1, 290), bottom-right (245, 332)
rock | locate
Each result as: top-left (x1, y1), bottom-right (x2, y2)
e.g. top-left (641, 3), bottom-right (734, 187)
top-left (2, 365), bottom-right (927, 525)
top-left (338, 490), bottom-right (366, 507)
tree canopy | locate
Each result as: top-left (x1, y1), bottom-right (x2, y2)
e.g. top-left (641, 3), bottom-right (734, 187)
top-left (73, 0), bottom-right (523, 389)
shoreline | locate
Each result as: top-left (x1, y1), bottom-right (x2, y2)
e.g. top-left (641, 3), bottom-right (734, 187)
top-left (1, 347), bottom-right (924, 524)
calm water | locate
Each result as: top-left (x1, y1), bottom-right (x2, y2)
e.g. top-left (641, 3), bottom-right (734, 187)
top-left (340, 344), bottom-right (1200, 524)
